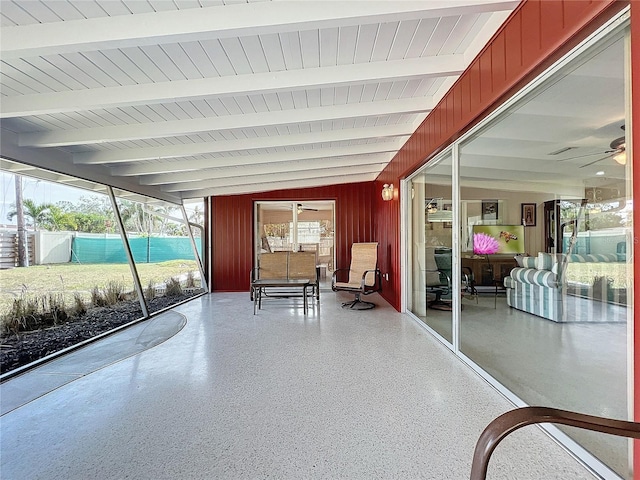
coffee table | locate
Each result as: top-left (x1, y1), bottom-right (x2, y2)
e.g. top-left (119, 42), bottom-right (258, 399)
top-left (252, 278), bottom-right (311, 315)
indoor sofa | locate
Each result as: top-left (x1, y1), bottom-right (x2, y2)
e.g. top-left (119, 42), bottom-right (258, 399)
top-left (504, 252), bottom-right (625, 322)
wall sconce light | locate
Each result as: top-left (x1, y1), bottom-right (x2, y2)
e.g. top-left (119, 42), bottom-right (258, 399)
top-left (381, 184), bottom-right (394, 201)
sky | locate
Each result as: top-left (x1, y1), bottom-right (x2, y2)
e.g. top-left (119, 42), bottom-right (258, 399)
top-left (0, 171), bottom-right (91, 226)
top-left (0, 171), bottom-right (203, 227)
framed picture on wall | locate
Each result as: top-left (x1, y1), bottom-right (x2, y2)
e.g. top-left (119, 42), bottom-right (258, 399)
top-left (521, 203), bottom-right (536, 226)
top-left (481, 200), bottom-right (498, 220)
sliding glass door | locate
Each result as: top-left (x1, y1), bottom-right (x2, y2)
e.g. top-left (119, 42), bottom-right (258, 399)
top-left (404, 16), bottom-right (633, 479)
top-left (457, 30), bottom-right (631, 477)
top-left (255, 201), bottom-right (335, 286)
top-left (407, 152), bottom-right (453, 343)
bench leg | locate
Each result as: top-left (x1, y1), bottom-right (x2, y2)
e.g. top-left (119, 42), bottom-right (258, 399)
top-left (253, 287), bottom-right (257, 314)
top-left (304, 286), bottom-right (308, 315)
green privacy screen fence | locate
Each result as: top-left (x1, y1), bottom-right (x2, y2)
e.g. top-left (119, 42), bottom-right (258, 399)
top-left (71, 236), bottom-right (202, 264)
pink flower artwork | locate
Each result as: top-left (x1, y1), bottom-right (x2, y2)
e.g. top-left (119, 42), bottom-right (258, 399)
top-left (473, 233), bottom-right (500, 255)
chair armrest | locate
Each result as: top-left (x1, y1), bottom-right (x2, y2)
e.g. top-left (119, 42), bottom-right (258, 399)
top-left (470, 406), bottom-right (640, 480)
top-left (250, 267), bottom-right (260, 282)
top-left (331, 268), bottom-right (350, 289)
top-left (359, 268), bottom-right (382, 291)
top-left (438, 270), bottom-right (451, 295)
top-left (462, 266), bottom-right (474, 281)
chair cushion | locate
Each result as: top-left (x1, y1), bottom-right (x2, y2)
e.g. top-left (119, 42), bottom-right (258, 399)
top-left (348, 243), bottom-right (378, 286)
top-left (259, 252), bottom-right (289, 278)
top-left (288, 252), bottom-right (316, 280)
top-left (334, 281), bottom-right (362, 291)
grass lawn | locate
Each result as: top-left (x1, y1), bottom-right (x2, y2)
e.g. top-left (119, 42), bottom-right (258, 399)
top-left (0, 260), bottom-right (200, 313)
top-left (564, 262), bottom-right (628, 288)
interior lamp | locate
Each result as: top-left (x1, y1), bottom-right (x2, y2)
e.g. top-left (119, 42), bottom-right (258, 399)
top-left (381, 184), bottom-right (394, 201)
top-left (613, 148), bottom-right (626, 165)
top-left (610, 137), bottom-right (626, 165)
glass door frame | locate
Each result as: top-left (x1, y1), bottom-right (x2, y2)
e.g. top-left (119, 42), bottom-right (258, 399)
top-left (254, 200), bottom-right (336, 282)
top-left (401, 9), bottom-right (631, 479)
top-left (402, 147), bottom-right (456, 349)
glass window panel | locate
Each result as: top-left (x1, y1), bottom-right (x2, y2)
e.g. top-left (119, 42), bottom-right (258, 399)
top-left (457, 33), bottom-right (631, 478)
top-left (114, 196), bottom-right (203, 314)
top-left (0, 172), bottom-right (137, 372)
top-left (407, 153), bottom-right (453, 343)
top-left (255, 201), bottom-right (335, 288)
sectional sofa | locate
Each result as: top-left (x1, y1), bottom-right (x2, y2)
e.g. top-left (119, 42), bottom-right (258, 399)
top-left (503, 252), bottom-right (625, 322)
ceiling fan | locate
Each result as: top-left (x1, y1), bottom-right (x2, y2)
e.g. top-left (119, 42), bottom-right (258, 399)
top-left (555, 126), bottom-right (626, 168)
top-left (295, 203), bottom-right (318, 214)
top-left (578, 135), bottom-right (626, 168)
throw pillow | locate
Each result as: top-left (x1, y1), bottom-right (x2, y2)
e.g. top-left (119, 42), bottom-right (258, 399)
top-left (537, 252), bottom-right (555, 271)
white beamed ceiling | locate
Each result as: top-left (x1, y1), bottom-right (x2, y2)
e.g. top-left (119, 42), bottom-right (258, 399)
top-left (0, 0), bottom-right (518, 203)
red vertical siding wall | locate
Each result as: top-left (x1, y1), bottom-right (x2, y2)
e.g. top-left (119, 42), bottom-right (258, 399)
top-left (210, 182), bottom-right (375, 292)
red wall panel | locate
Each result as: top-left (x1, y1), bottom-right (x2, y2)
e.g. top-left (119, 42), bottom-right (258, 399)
top-left (504, 13), bottom-right (523, 80)
top-left (491, 34), bottom-right (507, 92)
top-left (210, 182), bottom-right (375, 292)
top-left (521, 1), bottom-right (542, 67)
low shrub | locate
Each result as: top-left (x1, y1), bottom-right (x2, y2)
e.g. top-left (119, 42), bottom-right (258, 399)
top-left (46, 293), bottom-right (68, 324)
top-left (1, 295), bottom-right (39, 334)
top-left (1, 293), bottom-right (70, 335)
top-left (165, 277), bottom-right (183, 297)
top-left (104, 281), bottom-right (125, 305)
top-left (91, 281), bottom-right (126, 307)
top-left (144, 280), bottom-right (157, 301)
top-left (73, 293), bottom-right (87, 316)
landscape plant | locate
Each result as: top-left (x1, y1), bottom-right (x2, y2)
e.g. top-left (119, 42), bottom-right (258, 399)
top-left (144, 280), bottom-right (157, 301)
top-left (165, 277), bottom-right (183, 296)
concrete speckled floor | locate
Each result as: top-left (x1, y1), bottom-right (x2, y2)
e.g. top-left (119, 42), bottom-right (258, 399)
top-left (0, 292), bottom-right (596, 479)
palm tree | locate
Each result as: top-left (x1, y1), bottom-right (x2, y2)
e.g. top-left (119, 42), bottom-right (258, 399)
top-left (118, 200), bottom-right (147, 234)
top-left (7, 199), bottom-right (53, 231)
top-left (42, 205), bottom-right (78, 231)
top-left (189, 205), bottom-right (204, 225)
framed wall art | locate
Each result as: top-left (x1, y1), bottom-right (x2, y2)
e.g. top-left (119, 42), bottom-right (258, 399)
top-left (481, 200), bottom-right (498, 220)
top-left (521, 203), bottom-right (536, 226)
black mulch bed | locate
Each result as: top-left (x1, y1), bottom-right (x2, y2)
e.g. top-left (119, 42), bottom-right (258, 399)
top-left (0, 293), bottom-right (198, 375)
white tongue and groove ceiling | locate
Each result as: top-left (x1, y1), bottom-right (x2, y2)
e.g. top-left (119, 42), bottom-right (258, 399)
top-left (0, 0), bottom-right (518, 203)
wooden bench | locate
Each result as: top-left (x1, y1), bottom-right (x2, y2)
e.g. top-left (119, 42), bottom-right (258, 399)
top-left (251, 251), bottom-right (320, 313)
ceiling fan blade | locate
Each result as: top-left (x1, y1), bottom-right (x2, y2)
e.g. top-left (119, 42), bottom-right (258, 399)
top-left (579, 154), bottom-right (611, 168)
top-left (557, 150), bottom-right (613, 162)
top-left (297, 204), bottom-right (318, 211)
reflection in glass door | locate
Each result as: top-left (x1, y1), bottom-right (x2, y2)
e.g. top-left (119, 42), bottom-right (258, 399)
top-left (455, 31), bottom-right (631, 478)
top-left (407, 153), bottom-right (453, 343)
top-left (255, 201), bottom-right (335, 288)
